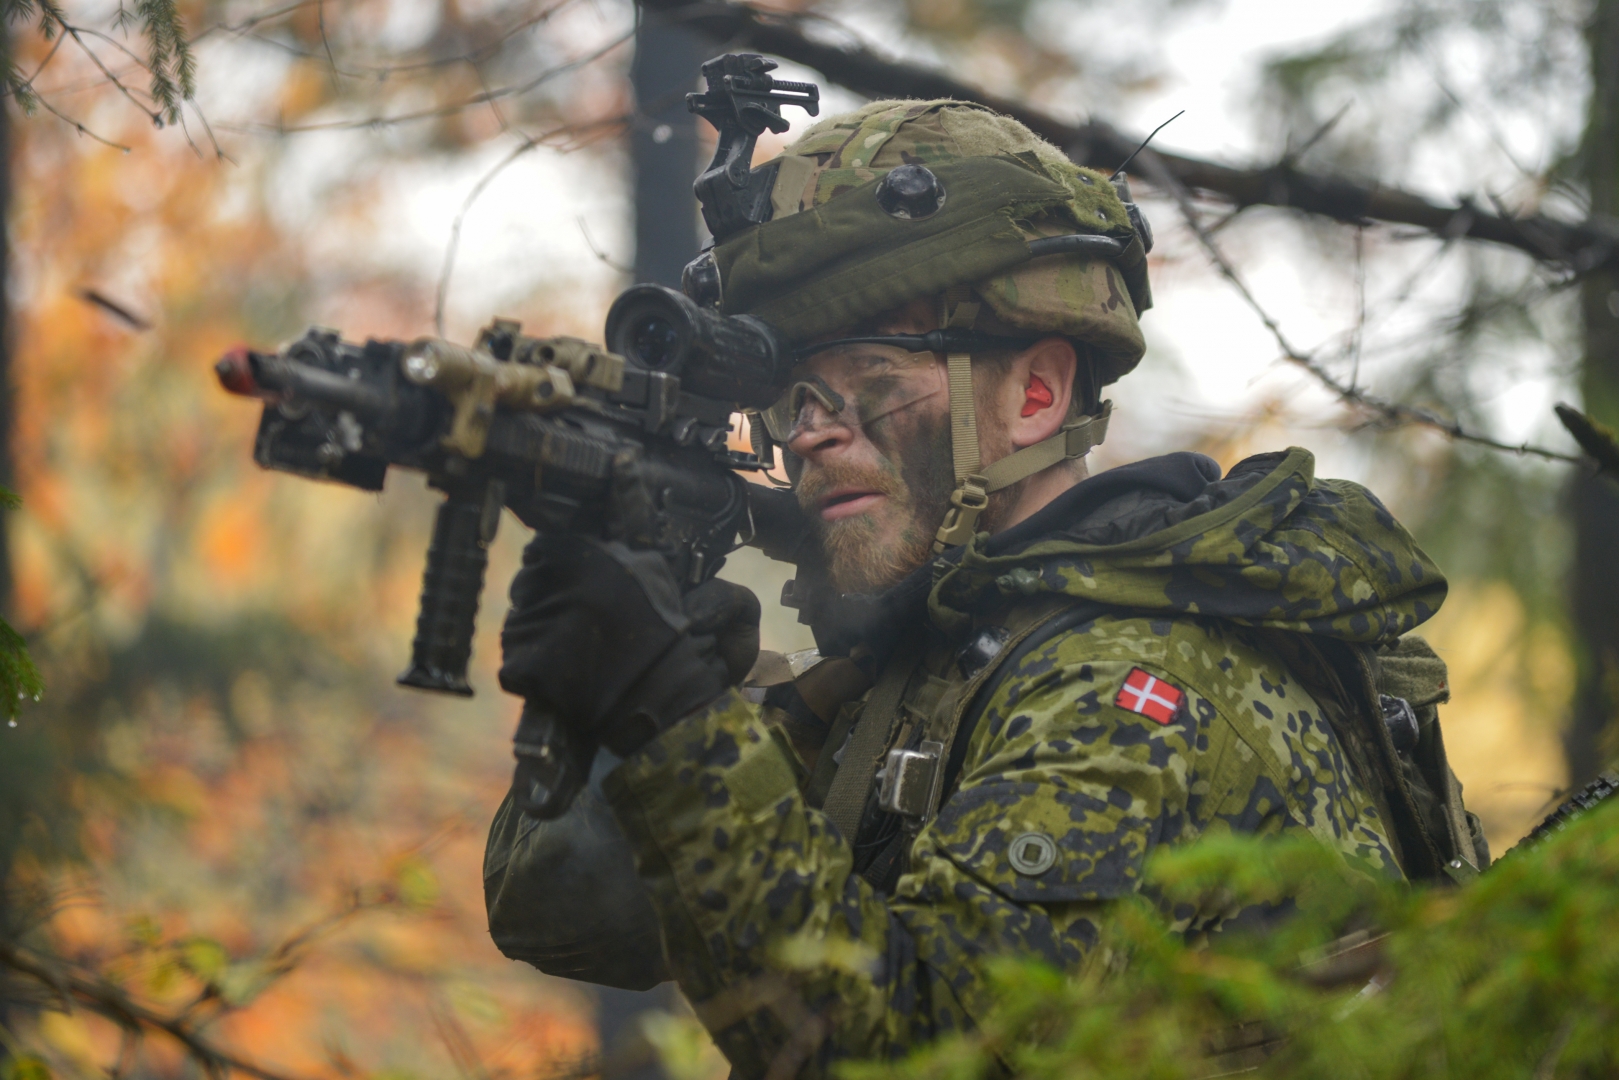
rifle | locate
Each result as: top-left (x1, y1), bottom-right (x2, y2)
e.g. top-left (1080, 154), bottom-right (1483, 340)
top-left (216, 53), bottom-right (819, 823)
top-left (215, 286), bottom-right (812, 819)
top-left (1498, 770), bottom-right (1619, 861)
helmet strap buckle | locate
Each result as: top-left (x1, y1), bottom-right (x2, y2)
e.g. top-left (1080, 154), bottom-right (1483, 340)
top-left (933, 476), bottom-right (990, 553)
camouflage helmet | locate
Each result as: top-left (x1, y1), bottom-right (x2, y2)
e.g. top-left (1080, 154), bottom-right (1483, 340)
top-left (695, 98), bottom-right (1151, 388)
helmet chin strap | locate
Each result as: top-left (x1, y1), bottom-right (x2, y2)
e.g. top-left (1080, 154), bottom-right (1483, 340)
top-left (932, 290), bottom-right (1113, 554)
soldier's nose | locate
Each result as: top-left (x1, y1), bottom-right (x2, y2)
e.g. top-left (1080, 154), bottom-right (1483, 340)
top-left (786, 398), bottom-right (854, 459)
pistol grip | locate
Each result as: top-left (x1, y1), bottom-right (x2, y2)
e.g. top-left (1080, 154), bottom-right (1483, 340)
top-left (512, 703), bottom-right (595, 819)
top-left (397, 481), bottom-right (502, 696)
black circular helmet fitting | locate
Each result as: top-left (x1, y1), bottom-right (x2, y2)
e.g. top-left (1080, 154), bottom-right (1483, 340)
top-left (681, 250), bottom-right (723, 309)
top-left (874, 164), bottom-right (946, 220)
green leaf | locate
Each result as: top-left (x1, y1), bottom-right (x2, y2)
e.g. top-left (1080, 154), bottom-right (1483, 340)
top-left (6, 1055), bottom-right (53, 1080)
top-left (639, 1011), bottom-right (727, 1080)
top-left (181, 936), bottom-right (230, 984)
top-left (217, 959), bottom-right (275, 1007)
top-left (395, 855), bottom-right (439, 910)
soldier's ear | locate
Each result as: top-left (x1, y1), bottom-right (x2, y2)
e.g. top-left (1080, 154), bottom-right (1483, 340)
top-left (1006, 337), bottom-right (1076, 449)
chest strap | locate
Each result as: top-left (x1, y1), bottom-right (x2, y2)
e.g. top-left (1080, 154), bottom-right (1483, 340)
top-left (937, 601), bottom-right (1111, 807)
top-left (855, 600), bottom-right (1110, 894)
top-left (821, 634), bottom-right (926, 843)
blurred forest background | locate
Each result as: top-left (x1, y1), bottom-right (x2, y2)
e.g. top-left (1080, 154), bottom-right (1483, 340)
top-left (0, 0), bottom-right (1613, 1076)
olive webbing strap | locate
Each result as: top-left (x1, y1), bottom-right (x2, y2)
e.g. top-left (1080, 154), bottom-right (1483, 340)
top-left (821, 634), bottom-right (926, 844)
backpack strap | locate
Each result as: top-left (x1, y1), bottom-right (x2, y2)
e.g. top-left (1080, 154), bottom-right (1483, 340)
top-left (1259, 632), bottom-right (1473, 884)
top-left (822, 633), bottom-right (926, 843)
top-left (937, 600), bottom-right (1113, 810)
top-left (856, 600), bottom-right (1111, 892)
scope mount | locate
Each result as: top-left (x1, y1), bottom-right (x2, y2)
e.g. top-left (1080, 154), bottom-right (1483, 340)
top-left (687, 53), bottom-right (819, 244)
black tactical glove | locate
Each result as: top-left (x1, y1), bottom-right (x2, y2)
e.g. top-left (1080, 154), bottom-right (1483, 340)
top-left (499, 532), bottom-right (760, 757)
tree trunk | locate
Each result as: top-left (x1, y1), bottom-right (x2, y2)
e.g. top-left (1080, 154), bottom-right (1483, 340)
top-left (0, 25), bottom-right (13, 618)
top-left (582, 10), bottom-right (708, 1074)
top-left (631, 7), bottom-right (705, 286)
top-left (1568, 0), bottom-right (1619, 784)
top-left (0, 20), bottom-right (15, 1057)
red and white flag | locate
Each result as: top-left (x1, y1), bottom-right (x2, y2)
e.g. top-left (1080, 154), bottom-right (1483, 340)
top-left (1114, 668), bottom-right (1185, 725)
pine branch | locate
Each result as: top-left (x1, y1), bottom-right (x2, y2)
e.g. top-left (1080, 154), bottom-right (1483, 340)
top-left (132, 0), bottom-right (195, 124)
top-left (3, 0), bottom-right (193, 130)
top-left (639, 0), bottom-right (1619, 275)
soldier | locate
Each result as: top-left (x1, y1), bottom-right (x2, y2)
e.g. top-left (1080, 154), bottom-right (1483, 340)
top-left (486, 98), bottom-right (1487, 1075)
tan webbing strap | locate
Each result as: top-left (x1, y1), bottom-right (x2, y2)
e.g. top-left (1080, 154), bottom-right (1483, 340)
top-left (978, 401), bottom-right (1113, 494)
top-left (920, 600), bottom-right (1075, 821)
top-left (932, 401), bottom-right (1113, 553)
top-left (947, 350), bottom-right (980, 483)
top-left (822, 635), bottom-right (925, 843)
top-left (935, 292), bottom-right (992, 554)
top-left (943, 290), bottom-right (983, 485)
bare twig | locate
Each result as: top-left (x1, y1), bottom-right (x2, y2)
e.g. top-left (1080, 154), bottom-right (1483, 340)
top-left (76, 288), bottom-right (151, 329)
top-left (1420, 43), bottom-right (1537, 182)
top-left (434, 114), bottom-right (631, 335)
top-left (638, 0), bottom-right (1619, 274)
top-left (30, 87), bottom-right (133, 150)
top-left (18, 30), bottom-right (67, 91)
top-left (436, 139), bottom-right (542, 338)
top-left (178, 886), bottom-right (395, 1025)
top-left (187, 97), bottom-right (232, 161)
top-left (225, 28), bottom-right (633, 134)
top-left (190, 0), bottom-right (328, 41)
top-left (427, 990), bottom-right (494, 1080)
top-left (0, 941), bottom-right (317, 1080)
top-left (228, 0), bottom-right (581, 81)
top-left (576, 215), bottom-right (631, 275)
top-left (1287, 100), bottom-right (1353, 165)
top-left (1349, 226), bottom-right (1366, 391)
top-left (316, 1), bottom-right (339, 94)
top-left (1138, 147), bottom-right (1581, 464)
top-left (53, 14), bottom-right (164, 127)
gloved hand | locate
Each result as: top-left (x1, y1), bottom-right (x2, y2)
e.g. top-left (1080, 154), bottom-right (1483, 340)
top-left (499, 533), bottom-right (760, 757)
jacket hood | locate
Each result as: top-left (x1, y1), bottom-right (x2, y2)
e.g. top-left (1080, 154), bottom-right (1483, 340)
top-left (926, 446), bottom-right (1446, 644)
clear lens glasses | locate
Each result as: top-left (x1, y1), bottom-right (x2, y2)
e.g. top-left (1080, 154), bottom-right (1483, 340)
top-left (758, 349), bottom-right (948, 444)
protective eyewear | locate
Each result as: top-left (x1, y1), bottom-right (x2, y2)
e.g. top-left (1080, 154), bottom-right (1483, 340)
top-left (759, 329), bottom-right (1040, 444)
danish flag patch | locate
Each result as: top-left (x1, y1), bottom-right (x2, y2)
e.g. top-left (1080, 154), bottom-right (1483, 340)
top-left (1114, 668), bottom-right (1185, 724)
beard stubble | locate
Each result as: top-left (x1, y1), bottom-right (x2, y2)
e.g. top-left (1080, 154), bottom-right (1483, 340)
top-left (796, 366), bottom-right (1032, 595)
top-left (797, 407), bottom-right (957, 595)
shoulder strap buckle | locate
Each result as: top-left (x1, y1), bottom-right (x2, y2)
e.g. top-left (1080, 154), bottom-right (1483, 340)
top-left (877, 739), bottom-right (946, 820)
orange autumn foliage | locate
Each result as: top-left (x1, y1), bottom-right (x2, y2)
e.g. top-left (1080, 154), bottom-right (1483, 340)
top-left (2, 3), bottom-right (644, 1076)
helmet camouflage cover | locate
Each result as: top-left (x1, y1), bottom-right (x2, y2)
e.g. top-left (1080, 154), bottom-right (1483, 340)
top-left (710, 99), bottom-right (1150, 387)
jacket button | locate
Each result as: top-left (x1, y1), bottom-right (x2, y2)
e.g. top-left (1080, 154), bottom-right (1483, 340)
top-left (1008, 831), bottom-right (1057, 876)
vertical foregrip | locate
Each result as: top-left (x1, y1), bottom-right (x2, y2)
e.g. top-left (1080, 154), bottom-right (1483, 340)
top-left (397, 484), bottom-right (496, 696)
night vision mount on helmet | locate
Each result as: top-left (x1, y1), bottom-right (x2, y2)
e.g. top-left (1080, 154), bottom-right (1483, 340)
top-left (678, 58), bottom-right (1160, 550)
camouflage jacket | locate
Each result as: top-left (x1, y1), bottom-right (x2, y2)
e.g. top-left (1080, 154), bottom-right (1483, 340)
top-left (601, 447), bottom-right (1453, 1076)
